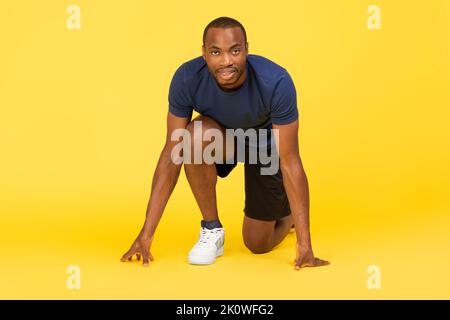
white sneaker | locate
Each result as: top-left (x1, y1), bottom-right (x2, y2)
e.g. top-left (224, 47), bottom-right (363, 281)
top-left (188, 227), bottom-right (225, 265)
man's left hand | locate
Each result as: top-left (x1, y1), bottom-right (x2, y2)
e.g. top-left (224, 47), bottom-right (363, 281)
top-left (294, 242), bottom-right (330, 270)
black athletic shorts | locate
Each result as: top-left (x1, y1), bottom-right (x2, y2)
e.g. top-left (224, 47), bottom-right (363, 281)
top-left (215, 142), bottom-right (291, 222)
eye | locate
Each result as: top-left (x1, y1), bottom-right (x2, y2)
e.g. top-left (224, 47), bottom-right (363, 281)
top-left (211, 50), bottom-right (220, 56)
top-left (232, 48), bottom-right (240, 54)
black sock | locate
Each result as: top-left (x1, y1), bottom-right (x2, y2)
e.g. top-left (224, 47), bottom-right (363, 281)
top-left (201, 219), bottom-right (223, 230)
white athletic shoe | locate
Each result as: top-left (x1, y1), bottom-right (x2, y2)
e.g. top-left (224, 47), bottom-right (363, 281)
top-left (188, 227), bottom-right (225, 265)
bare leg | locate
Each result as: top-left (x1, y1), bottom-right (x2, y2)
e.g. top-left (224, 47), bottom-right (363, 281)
top-left (184, 162), bottom-right (219, 221)
top-left (184, 115), bottom-right (227, 222)
top-left (242, 214), bottom-right (293, 254)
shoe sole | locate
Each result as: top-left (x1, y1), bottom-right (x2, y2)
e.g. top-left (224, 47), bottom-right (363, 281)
top-left (188, 246), bottom-right (224, 265)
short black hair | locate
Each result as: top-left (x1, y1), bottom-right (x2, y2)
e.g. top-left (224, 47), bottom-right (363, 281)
top-left (203, 17), bottom-right (247, 46)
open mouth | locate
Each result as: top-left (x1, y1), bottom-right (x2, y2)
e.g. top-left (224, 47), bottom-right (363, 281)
top-left (217, 69), bottom-right (236, 80)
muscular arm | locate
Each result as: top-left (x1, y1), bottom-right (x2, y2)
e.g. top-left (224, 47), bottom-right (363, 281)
top-left (141, 112), bottom-right (190, 236)
top-left (121, 111), bottom-right (189, 266)
top-left (273, 120), bottom-right (329, 269)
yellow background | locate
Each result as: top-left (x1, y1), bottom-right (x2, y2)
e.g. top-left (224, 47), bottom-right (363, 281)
top-left (1, 0), bottom-right (449, 299)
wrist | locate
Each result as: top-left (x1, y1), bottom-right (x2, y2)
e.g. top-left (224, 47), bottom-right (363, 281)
top-left (142, 220), bottom-right (154, 236)
top-left (297, 239), bottom-right (312, 249)
top-left (296, 230), bottom-right (311, 248)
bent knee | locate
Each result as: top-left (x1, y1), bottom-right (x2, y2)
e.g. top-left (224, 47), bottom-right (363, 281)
top-left (185, 116), bottom-right (226, 162)
top-left (186, 115), bottom-right (223, 134)
top-left (244, 238), bottom-right (272, 254)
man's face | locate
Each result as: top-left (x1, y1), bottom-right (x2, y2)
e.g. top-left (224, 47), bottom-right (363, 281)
top-left (202, 27), bottom-right (248, 91)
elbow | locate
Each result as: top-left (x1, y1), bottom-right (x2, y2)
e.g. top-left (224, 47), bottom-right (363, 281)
top-left (280, 157), bottom-right (308, 182)
top-left (161, 145), bottom-right (183, 169)
top-left (280, 155), bottom-right (303, 173)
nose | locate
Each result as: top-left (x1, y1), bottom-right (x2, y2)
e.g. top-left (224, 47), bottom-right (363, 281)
top-left (219, 52), bottom-right (233, 67)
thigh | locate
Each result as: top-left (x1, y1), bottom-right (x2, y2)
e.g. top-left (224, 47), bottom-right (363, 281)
top-left (243, 161), bottom-right (291, 221)
top-left (189, 114), bottom-right (236, 166)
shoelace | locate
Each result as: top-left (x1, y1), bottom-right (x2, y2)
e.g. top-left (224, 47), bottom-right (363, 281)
top-left (197, 228), bottom-right (221, 247)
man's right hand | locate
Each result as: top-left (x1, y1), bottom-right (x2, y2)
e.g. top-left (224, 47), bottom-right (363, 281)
top-left (120, 112), bottom-right (189, 268)
top-left (120, 232), bottom-right (154, 267)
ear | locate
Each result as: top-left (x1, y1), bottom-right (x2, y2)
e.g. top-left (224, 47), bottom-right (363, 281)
top-left (202, 45), bottom-right (206, 60)
top-left (245, 42), bottom-right (249, 54)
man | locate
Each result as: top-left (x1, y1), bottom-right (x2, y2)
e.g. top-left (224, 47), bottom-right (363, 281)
top-left (121, 17), bottom-right (329, 270)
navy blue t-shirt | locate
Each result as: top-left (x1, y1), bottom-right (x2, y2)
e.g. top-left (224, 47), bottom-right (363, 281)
top-left (168, 54), bottom-right (299, 150)
top-left (169, 54), bottom-right (298, 154)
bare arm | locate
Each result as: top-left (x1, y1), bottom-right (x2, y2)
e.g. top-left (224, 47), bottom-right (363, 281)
top-left (141, 112), bottom-right (190, 235)
top-left (121, 111), bottom-right (190, 266)
top-left (273, 120), bottom-right (329, 269)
